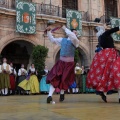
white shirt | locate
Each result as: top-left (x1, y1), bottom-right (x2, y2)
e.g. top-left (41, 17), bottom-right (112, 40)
top-left (47, 26), bottom-right (79, 48)
top-left (0, 63), bottom-right (12, 74)
top-left (29, 67), bottom-right (35, 72)
top-left (10, 67), bottom-right (17, 75)
top-left (18, 68), bottom-right (27, 76)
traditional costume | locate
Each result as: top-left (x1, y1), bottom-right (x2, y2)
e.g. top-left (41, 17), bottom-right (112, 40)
top-left (40, 69), bottom-right (50, 93)
top-left (18, 66), bottom-right (39, 94)
top-left (75, 63), bottom-right (82, 93)
top-left (46, 25), bottom-right (79, 103)
top-left (9, 65), bottom-right (17, 95)
top-left (87, 26), bottom-right (120, 103)
top-left (0, 60), bottom-right (11, 96)
top-left (68, 81), bottom-right (77, 94)
top-left (17, 66), bottom-right (27, 94)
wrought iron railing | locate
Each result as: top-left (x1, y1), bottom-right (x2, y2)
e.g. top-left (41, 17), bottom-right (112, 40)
top-left (0, 0), bottom-right (90, 21)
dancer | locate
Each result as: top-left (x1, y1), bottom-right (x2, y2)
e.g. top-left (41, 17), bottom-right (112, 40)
top-left (18, 63), bottom-right (39, 94)
top-left (9, 63), bottom-right (17, 95)
top-left (46, 25), bottom-right (79, 103)
top-left (40, 65), bottom-right (50, 94)
top-left (17, 64), bottom-right (27, 95)
top-left (0, 58), bottom-right (11, 96)
top-left (87, 26), bottom-right (120, 103)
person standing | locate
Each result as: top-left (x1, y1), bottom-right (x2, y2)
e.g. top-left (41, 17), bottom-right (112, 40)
top-left (0, 58), bottom-right (11, 96)
top-left (17, 64), bottom-right (27, 95)
top-left (9, 63), bottom-right (17, 95)
top-left (75, 63), bottom-right (82, 93)
top-left (18, 63), bottom-right (39, 95)
top-left (40, 65), bottom-right (50, 94)
top-left (46, 25), bottom-right (79, 103)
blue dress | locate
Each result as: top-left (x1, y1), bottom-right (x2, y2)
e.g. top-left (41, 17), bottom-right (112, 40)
top-left (40, 70), bottom-right (50, 92)
top-left (69, 81), bottom-right (77, 88)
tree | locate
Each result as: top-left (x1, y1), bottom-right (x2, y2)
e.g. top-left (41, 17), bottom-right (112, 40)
top-left (32, 45), bottom-right (48, 79)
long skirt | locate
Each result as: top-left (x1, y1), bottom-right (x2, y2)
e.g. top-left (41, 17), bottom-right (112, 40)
top-left (0, 73), bottom-right (10, 89)
top-left (69, 81), bottom-right (76, 88)
top-left (17, 75), bottom-right (27, 90)
top-left (87, 48), bottom-right (118, 92)
top-left (18, 75), bottom-right (39, 93)
top-left (111, 57), bottom-right (120, 89)
top-left (40, 76), bottom-right (50, 92)
top-left (46, 60), bottom-right (75, 90)
top-left (10, 74), bottom-right (16, 90)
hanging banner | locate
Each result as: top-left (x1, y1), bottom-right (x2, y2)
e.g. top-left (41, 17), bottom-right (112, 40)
top-left (111, 17), bottom-right (120, 41)
top-left (66, 9), bottom-right (82, 36)
top-left (16, 0), bottom-right (36, 34)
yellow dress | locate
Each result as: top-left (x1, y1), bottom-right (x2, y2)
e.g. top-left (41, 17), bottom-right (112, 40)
top-left (18, 75), bottom-right (39, 93)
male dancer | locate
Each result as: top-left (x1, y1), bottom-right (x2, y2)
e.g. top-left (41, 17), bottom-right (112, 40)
top-left (46, 25), bottom-right (79, 103)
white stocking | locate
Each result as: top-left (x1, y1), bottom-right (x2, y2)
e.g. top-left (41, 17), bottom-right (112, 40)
top-left (2, 89), bottom-right (5, 95)
top-left (68, 89), bottom-right (70, 93)
top-left (48, 85), bottom-right (55, 97)
top-left (104, 92), bottom-right (107, 96)
top-left (60, 90), bottom-right (64, 95)
top-left (76, 88), bottom-right (79, 93)
top-left (72, 88), bottom-right (75, 93)
top-left (5, 88), bottom-right (8, 95)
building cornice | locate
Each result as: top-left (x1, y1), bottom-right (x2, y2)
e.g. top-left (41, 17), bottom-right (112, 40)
top-left (0, 7), bottom-right (104, 27)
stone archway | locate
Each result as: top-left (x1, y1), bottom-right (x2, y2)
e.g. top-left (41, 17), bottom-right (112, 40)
top-left (0, 32), bottom-right (41, 53)
top-left (1, 40), bottom-right (35, 72)
top-left (0, 32), bottom-right (42, 71)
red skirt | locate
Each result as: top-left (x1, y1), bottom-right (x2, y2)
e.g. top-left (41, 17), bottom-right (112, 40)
top-left (10, 74), bottom-right (16, 90)
top-left (46, 60), bottom-right (75, 90)
top-left (112, 57), bottom-right (120, 89)
top-left (87, 48), bottom-right (118, 92)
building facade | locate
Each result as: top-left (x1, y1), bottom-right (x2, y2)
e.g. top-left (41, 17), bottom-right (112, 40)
top-left (0, 0), bottom-right (120, 71)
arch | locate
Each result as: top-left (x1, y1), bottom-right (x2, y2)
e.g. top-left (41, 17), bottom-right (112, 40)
top-left (0, 32), bottom-right (41, 53)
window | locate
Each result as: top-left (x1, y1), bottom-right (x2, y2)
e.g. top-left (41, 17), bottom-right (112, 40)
top-left (104, 0), bottom-right (118, 20)
top-left (62, 0), bottom-right (78, 18)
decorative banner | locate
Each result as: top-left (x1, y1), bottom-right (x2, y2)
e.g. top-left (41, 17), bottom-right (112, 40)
top-left (16, 0), bottom-right (36, 34)
top-left (66, 9), bottom-right (82, 36)
top-left (111, 17), bottom-right (120, 41)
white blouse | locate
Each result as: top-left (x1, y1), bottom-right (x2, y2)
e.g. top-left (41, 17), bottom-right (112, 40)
top-left (10, 67), bottom-right (17, 75)
top-left (47, 26), bottom-right (79, 48)
top-left (0, 63), bottom-right (12, 74)
top-left (18, 68), bottom-right (27, 76)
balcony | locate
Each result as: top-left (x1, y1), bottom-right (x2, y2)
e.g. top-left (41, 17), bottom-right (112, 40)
top-left (0, 0), bottom-right (90, 22)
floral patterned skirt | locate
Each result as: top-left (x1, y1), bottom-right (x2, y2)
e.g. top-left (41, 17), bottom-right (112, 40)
top-left (87, 48), bottom-right (118, 92)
